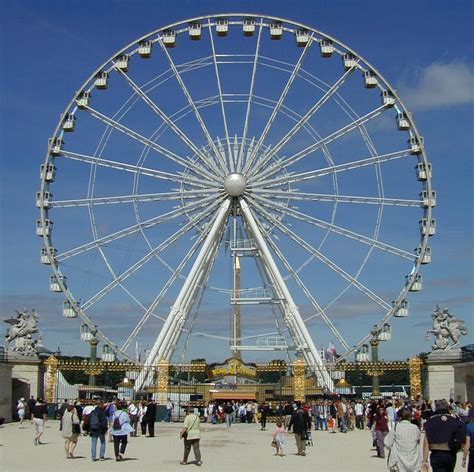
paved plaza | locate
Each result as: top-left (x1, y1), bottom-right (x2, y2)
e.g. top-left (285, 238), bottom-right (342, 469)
top-left (0, 420), bottom-right (465, 472)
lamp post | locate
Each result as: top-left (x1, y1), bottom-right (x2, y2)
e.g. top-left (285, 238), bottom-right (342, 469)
top-left (355, 344), bottom-right (370, 398)
top-left (369, 324), bottom-right (391, 397)
top-left (80, 324), bottom-right (98, 387)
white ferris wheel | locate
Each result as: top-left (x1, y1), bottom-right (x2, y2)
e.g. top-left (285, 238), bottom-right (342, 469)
top-left (37, 14), bottom-right (435, 392)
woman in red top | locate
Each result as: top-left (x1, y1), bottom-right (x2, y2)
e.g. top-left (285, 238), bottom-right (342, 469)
top-left (372, 406), bottom-right (389, 459)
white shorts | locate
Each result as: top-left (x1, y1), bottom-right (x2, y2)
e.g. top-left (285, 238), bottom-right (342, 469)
top-left (33, 418), bottom-right (44, 433)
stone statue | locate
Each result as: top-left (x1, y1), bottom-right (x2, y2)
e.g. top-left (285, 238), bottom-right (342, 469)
top-left (426, 305), bottom-right (468, 350)
top-left (4, 309), bottom-right (40, 356)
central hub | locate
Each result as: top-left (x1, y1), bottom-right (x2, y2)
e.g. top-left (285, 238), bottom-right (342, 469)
top-left (224, 173), bottom-right (247, 197)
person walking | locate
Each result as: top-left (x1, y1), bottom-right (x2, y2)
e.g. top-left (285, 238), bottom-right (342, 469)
top-left (373, 405), bottom-right (390, 459)
top-left (273, 418), bottom-right (287, 457)
top-left (61, 404), bottom-right (81, 459)
top-left (30, 398), bottom-right (48, 446)
top-left (283, 401), bottom-right (294, 429)
top-left (139, 401), bottom-right (147, 436)
top-left (422, 399), bottom-right (467, 472)
top-left (180, 407), bottom-right (202, 466)
top-left (259, 403), bottom-right (269, 431)
top-left (145, 399), bottom-right (156, 437)
top-left (89, 401), bottom-right (108, 462)
top-left (288, 403), bottom-right (311, 456)
top-left (127, 401), bottom-right (139, 437)
top-left (17, 398), bottom-right (26, 428)
top-left (165, 398), bottom-right (174, 422)
top-left (384, 408), bottom-right (422, 472)
top-left (110, 402), bottom-right (133, 461)
top-left (461, 407), bottom-right (474, 471)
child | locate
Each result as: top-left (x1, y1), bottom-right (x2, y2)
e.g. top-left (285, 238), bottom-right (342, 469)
top-left (273, 419), bottom-right (286, 457)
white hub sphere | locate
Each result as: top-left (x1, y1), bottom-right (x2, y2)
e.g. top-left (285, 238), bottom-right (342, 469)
top-left (224, 173), bottom-right (247, 197)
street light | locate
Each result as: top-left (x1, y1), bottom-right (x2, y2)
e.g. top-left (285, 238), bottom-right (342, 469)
top-left (80, 323), bottom-right (98, 386)
top-left (369, 324), bottom-right (391, 396)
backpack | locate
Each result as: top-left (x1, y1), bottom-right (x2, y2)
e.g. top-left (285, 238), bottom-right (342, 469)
top-left (113, 412), bottom-right (122, 430)
top-left (89, 410), bottom-right (100, 431)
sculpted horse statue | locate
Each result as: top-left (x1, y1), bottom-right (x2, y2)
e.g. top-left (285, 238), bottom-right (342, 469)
top-left (4, 310), bottom-right (39, 347)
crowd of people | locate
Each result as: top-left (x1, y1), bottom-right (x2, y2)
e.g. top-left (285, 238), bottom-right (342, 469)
top-left (13, 394), bottom-right (474, 471)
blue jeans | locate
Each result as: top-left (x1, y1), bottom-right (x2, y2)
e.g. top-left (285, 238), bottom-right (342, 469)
top-left (316, 417), bottom-right (327, 430)
top-left (225, 413), bottom-right (233, 427)
top-left (91, 434), bottom-right (106, 460)
top-left (165, 409), bottom-right (172, 422)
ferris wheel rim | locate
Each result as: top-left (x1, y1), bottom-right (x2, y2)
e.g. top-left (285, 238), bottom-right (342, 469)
top-left (38, 13), bottom-right (434, 365)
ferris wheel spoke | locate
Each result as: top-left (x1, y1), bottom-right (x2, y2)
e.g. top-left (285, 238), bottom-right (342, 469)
top-left (80, 104), bottom-right (218, 182)
top-left (157, 39), bottom-right (228, 173)
top-left (61, 150), bottom-right (212, 189)
top-left (56, 195), bottom-right (219, 262)
top-left (81, 200), bottom-right (219, 311)
top-left (252, 188), bottom-right (422, 208)
top-left (236, 20), bottom-right (263, 173)
top-left (242, 31), bottom-right (314, 175)
top-left (121, 226), bottom-right (211, 352)
top-left (250, 103), bottom-right (387, 183)
top-left (248, 195), bottom-right (392, 311)
top-left (252, 210), bottom-right (351, 352)
top-left (250, 50), bottom-right (348, 175)
top-left (252, 148), bottom-right (411, 189)
top-left (50, 188), bottom-right (218, 208)
top-left (115, 67), bottom-right (223, 179)
top-left (253, 193), bottom-right (414, 260)
top-left (208, 20), bottom-right (233, 172)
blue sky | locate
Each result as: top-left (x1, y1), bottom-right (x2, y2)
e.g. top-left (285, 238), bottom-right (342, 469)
top-left (0, 0), bottom-right (472, 363)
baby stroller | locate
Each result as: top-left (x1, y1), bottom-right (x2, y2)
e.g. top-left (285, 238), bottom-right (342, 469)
top-left (305, 430), bottom-right (313, 446)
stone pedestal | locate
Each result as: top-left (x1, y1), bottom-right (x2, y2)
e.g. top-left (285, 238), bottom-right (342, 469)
top-left (0, 363), bottom-right (14, 421)
top-left (10, 356), bottom-right (45, 419)
top-left (453, 361), bottom-right (474, 403)
top-left (423, 350), bottom-right (463, 401)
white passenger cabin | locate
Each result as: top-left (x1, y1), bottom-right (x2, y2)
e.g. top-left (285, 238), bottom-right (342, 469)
top-left (295, 29), bottom-right (310, 46)
top-left (396, 112), bottom-right (410, 130)
top-left (420, 218), bottom-right (436, 236)
top-left (356, 344), bottom-right (370, 362)
top-left (40, 163), bottom-right (56, 182)
top-left (381, 90), bottom-right (396, 107)
top-left (62, 113), bottom-right (76, 132)
top-left (330, 369), bottom-right (345, 380)
top-left (77, 91), bottom-right (91, 109)
top-left (216, 18), bottom-right (229, 36)
top-left (420, 190), bottom-right (436, 208)
top-left (378, 323), bottom-right (392, 341)
top-left (409, 136), bottom-right (423, 154)
top-left (48, 137), bottom-right (64, 155)
top-left (62, 300), bottom-right (78, 318)
top-left (101, 345), bottom-right (116, 362)
top-left (343, 53), bottom-right (357, 70)
top-left (80, 324), bottom-right (94, 341)
top-left (416, 162), bottom-right (432, 181)
top-left (138, 40), bottom-right (152, 58)
top-left (40, 247), bottom-right (56, 264)
top-left (36, 191), bottom-right (51, 209)
top-left (95, 71), bottom-right (108, 89)
top-left (269, 22), bottom-right (283, 39)
top-left (393, 300), bottom-right (409, 318)
top-left (115, 54), bottom-right (129, 72)
top-left (243, 18), bottom-right (255, 36)
top-left (416, 245), bottom-right (431, 264)
top-left (162, 30), bottom-right (176, 47)
top-left (363, 70), bottom-right (378, 88)
top-left (189, 23), bottom-right (202, 40)
top-left (320, 39), bottom-right (334, 57)
top-left (50, 274), bottom-right (66, 292)
top-left (406, 273), bottom-right (422, 292)
top-left (36, 219), bottom-right (53, 236)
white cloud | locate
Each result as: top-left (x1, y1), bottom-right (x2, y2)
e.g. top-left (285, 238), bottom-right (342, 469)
top-left (399, 60), bottom-right (474, 110)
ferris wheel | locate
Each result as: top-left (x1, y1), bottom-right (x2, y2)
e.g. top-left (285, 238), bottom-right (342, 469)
top-left (37, 14), bottom-right (434, 392)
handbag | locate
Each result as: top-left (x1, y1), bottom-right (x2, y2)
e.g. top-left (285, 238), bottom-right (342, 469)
top-left (271, 440), bottom-right (277, 447)
top-left (71, 412), bottom-right (80, 434)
